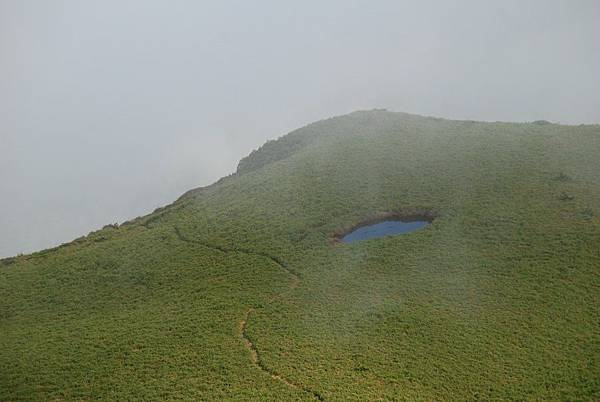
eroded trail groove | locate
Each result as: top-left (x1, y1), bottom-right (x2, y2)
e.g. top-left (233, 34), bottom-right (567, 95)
top-left (173, 226), bottom-right (323, 401)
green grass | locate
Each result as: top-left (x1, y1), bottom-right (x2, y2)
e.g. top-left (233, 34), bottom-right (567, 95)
top-left (1, 110), bottom-right (599, 400)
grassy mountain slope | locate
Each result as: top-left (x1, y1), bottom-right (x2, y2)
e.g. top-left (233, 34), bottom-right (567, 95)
top-left (1, 110), bottom-right (599, 400)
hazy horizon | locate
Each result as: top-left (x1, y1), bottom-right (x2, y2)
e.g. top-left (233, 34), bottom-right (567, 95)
top-left (2, 0), bottom-right (599, 257)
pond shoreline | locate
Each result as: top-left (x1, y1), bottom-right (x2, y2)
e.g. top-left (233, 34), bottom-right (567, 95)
top-left (331, 209), bottom-right (437, 244)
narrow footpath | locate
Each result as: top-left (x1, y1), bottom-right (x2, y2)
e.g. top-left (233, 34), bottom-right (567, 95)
top-left (173, 226), bottom-right (323, 400)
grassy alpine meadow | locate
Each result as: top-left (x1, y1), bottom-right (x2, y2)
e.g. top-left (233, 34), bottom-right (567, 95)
top-left (1, 110), bottom-right (599, 400)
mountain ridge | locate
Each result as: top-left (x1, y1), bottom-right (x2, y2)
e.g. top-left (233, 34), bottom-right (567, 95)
top-left (3, 109), bottom-right (597, 265)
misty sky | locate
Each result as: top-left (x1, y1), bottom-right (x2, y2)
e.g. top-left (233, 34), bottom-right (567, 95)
top-left (1, 0), bottom-right (599, 257)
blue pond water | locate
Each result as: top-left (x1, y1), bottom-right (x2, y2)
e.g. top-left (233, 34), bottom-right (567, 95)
top-left (341, 220), bottom-right (430, 243)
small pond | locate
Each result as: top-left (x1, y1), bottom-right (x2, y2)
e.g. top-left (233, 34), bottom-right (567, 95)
top-left (340, 220), bottom-right (430, 243)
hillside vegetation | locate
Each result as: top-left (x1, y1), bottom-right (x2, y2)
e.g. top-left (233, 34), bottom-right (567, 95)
top-left (1, 110), bottom-right (599, 400)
